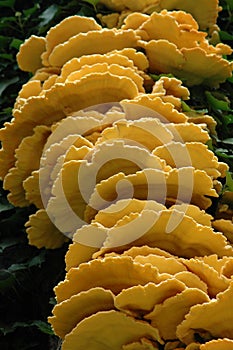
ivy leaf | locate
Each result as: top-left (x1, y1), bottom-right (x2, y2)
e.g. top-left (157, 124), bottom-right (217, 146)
top-left (181, 101), bottom-right (191, 112)
top-left (225, 171), bottom-right (233, 191)
top-left (219, 30), bottom-right (233, 41)
top-left (0, 269), bottom-right (15, 291)
top-left (0, 320), bottom-right (54, 336)
top-left (222, 138), bottom-right (233, 145)
top-left (33, 320), bottom-right (54, 335)
top-left (10, 38), bottom-right (23, 50)
top-left (0, 0), bottom-right (15, 7)
top-left (0, 200), bottom-right (14, 213)
top-left (215, 148), bottom-right (233, 159)
top-left (0, 237), bottom-right (24, 252)
top-left (226, 0), bottom-right (233, 10)
top-left (205, 91), bottom-right (231, 111)
top-left (38, 4), bottom-right (59, 27)
top-left (23, 4), bottom-right (40, 18)
top-left (0, 76), bottom-right (19, 95)
top-left (223, 113), bottom-right (233, 125)
top-left (83, 0), bottom-right (99, 5)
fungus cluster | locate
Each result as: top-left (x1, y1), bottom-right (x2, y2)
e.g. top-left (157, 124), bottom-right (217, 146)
top-left (1, 3), bottom-right (233, 349)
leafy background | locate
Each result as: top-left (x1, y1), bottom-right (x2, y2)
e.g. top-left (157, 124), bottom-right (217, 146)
top-left (0, 0), bottom-right (232, 349)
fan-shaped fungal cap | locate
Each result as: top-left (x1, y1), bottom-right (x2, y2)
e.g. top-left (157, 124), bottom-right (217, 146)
top-left (174, 271), bottom-right (208, 293)
top-left (25, 209), bottom-right (67, 249)
top-left (212, 219), bottom-right (233, 244)
top-left (112, 47), bottom-right (150, 70)
top-left (134, 254), bottom-right (187, 274)
top-left (169, 204), bottom-right (213, 227)
top-left (121, 245), bottom-right (173, 258)
top-left (139, 39), bottom-right (233, 87)
top-left (122, 338), bottom-right (160, 349)
top-left (3, 125), bottom-right (50, 207)
top-left (98, 209), bottom-right (233, 258)
top-left (47, 140), bottom-right (166, 235)
top-left (199, 338), bottom-right (233, 349)
top-left (180, 258), bottom-right (230, 298)
top-left (41, 15), bottom-right (102, 66)
top-left (57, 52), bottom-right (137, 83)
top-left (176, 281), bottom-right (233, 344)
top-left (47, 29), bottom-right (140, 67)
top-left (61, 310), bottom-right (163, 350)
top-left (23, 170), bottom-right (42, 208)
top-left (87, 167), bottom-right (218, 221)
top-left (55, 256), bottom-right (160, 303)
top-left (145, 288), bottom-right (210, 340)
top-left (165, 123), bottom-right (210, 143)
top-left (66, 63), bottom-right (145, 92)
top-left (48, 287), bottom-right (115, 338)
top-left (115, 279), bottom-right (186, 315)
top-left (96, 118), bottom-right (174, 150)
top-left (65, 242), bottom-right (99, 271)
top-left (137, 10), bottom-right (206, 49)
top-left (0, 73), bottom-right (140, 180)
top-left (122, 12), bottom-right (149, 30)
top-left (152, 76), bottom-right (190, 100)
top-left (93, 199), bottom-right (166, 228)
top-left (121, 95), bottom-right (188, 123)
top-left (153, 141), bottom-right (227, 178)
top-left (16, 35), bottom-right (46, 73)
top-left (156, 0), bottom-right (220, 31)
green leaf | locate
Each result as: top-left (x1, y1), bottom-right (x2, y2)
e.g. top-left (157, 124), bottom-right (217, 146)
top-left (33, 320), bottom-right (54, 335)
top-left (205, 91), bottom-right (231, 111)
top-left (225, 171), bottom-right (233, 191)
top-left (149, 73), bottom-right (174, 81)
top-left (215, 148), bottom-right (233, 159)
top-left (0, 237), bottom-right (23, 252)
top-left (222, 138), bottom-right (233, 145)
top-left (0, 269), bottom-right (15, 290)
top-left (0, 0), bottom-right (15, 7)
top-left (0, 76), bottom-right (19, 95)
top-left (0, 53), bottom-right (13, 61)
top-left (28, 250), bottom-right (46, 267)
top-left (223, 114), bottom-right (233, 125)
top-left (0, 320), bottom-right (54, 336)
top-left (181, 101), bottom-right (191, 112)
top-left (226, 0), bottom-right (233, 10)
top-left (83, 0), bottom-right (99, 6)
top-left (219, 30), bottom-right (233, 41)
top-left (10, 38), bottom-right (23, 50)
top-left (0, 35), bottom-right (10, 47)
top-left (23, 4), bottom-right (40, 18)
top-left (0, 200), bottom-right (14, 213)
top-left (227, 75), bottom-right (233, 83)
top-left (39, 4), bottom-right (59, 27)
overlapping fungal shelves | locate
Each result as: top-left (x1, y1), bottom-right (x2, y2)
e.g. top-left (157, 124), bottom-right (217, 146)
top-left (1, 2), bottom-right (233, 349)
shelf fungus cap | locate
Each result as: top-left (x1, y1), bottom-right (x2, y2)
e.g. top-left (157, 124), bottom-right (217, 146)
top-left (176, 281), bottom-right (233, 344)
top-left (199, 338), bottom-right (233, 349)
top-left (48, 287), bottom-right (115, 339)
top-left (16, 35), bottom-right (46, 73)
top-left (97, 208), bottom-right (233, 258)
top-left (41, 15), bottom-right (102, 66)
top-left (156, 0), bottom-right (221, 31)
top-left (61, 310), bottom-right (163, 350)
top-left (114, 279), bottom-right (186, 316)
top-left (144, 288), bottom-right (210, 340)
top-left (47, 29), bottom-right (140, 67)
top-left (25, 209), bottom-right (68, 249)
top-left (54, 256), bottom-right (160, 303)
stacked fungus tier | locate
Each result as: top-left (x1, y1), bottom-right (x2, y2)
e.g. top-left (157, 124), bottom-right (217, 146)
top-left (1, 2), bottom-right (233, 349)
